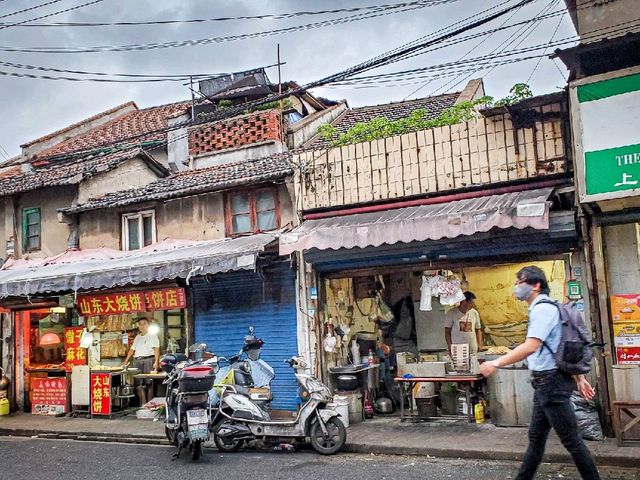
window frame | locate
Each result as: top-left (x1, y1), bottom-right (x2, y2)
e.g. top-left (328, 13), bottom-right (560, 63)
top-left (22, 207), bottom-right (41, 252)
top-left (121, 210), bottom-right (157, 251)
top-left (225, 187), bottom-right (280, 237)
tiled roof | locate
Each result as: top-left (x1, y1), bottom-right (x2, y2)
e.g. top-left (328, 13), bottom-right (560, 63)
top-left (305, 92), bottom-right (461, 150)
top-left (34, 101), bottom-right (191, 159)
top-left (61, 153), bottom-right (293, 214)
top-left (20, 102), bottom-right (137, 148)
top-left (0, 148), bottom-right (162, 197)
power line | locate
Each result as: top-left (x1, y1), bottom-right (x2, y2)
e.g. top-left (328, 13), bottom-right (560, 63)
top-left (35, 0), bottom-right (539, 161)
top-left (0, 0), bottom-right (459, 53)
top-left (0, 0), bottom-right (461, 27)
top-left (526, 8), bottom-right (566, 83)
top-left (0, 0), bottom-right (63, 20)
top-left (0, 59), bottom-right (284, 82)
top-left (0, 0), bottom-right (107, 31)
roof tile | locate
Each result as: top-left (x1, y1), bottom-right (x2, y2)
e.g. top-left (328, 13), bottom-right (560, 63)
top-left (62, 153), bottom-right (293, 214)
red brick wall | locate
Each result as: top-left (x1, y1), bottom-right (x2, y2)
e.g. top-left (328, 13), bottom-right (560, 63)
top-left (188, 110), bottom-right (284, 156)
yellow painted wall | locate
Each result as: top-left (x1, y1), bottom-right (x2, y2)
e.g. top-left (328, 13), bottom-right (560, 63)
top-left (465, 260), bottom-right (566, 346)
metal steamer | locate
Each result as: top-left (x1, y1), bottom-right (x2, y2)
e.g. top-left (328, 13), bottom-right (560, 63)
top-left (161, 344), bottom-right (218, 461)
top-left (211, 356), bottom-right (347, 455)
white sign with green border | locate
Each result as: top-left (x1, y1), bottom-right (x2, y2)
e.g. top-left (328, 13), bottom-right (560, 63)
top-left (577, 71), bottom-right (640, 200)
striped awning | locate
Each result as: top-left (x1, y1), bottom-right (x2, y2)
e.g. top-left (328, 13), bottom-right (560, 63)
top-left (280, 188), bottom-right (554, 255)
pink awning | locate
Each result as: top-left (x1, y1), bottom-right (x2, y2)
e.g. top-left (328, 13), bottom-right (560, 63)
top-left (279, 188), bottom-right (553, 255)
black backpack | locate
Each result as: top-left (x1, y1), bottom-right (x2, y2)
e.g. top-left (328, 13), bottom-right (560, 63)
top-left (535, 299), bottom-right (594, 375)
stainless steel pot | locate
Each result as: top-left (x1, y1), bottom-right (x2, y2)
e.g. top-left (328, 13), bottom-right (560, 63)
top-left (0, 368), bottom-right (10, 391)
top-left (119, 384), bottom-right (135, 397)
top-left (375, 397), bottom-right (393, 414)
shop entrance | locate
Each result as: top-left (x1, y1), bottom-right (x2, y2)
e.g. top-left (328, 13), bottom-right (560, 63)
top-left (318, 259), bottom-right (572, 425)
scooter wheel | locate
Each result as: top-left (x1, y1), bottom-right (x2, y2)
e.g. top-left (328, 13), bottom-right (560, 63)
top-left (310, 417), bottom-right (346, 455)
top-left (214, 433), bottom-right (245, 453)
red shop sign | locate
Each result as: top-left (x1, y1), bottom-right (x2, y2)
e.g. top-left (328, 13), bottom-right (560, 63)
top-left (64, 327), bottom-right (87, 372)
top-left (77, 288), bottom-right (186, 316)
top-left (617, 346), bottom-right (640, 364)
top-left (31, 378), bottom-right (67, 415)
top-left (90, 373), bottom-right (112, 416)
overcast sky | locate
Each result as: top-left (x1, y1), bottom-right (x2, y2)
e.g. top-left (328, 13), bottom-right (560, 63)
top-left (0, 0), bottom-right (576, 159)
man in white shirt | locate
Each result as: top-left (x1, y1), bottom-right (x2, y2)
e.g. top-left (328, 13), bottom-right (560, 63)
top-left (124, 318), bottom-right (160, 405)
top-left (444, 291), bottom-right (483, 354)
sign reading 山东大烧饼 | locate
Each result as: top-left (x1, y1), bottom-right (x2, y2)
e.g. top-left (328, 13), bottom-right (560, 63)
top-left (578, 72), bottom-right (640, 200)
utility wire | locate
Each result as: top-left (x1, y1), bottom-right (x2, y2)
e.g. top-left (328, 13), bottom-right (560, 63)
top-left (0, 0), bottom-right (107, 31)
top-left (0, 0), bottom-right (63, 20)
top-left (34, 0), bottom-right (538, 160)
top-left (0, 1), bottom-right (454, 52)
top-left (402, 0), bottom-right (526, 99)
top-left (526, 9), bottom-right (566, 83)
top-left (0, 0), bottom-right (461, 27)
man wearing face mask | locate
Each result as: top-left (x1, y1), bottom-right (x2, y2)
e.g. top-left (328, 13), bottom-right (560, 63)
top-left (479, 266), bottom-right (600, 480)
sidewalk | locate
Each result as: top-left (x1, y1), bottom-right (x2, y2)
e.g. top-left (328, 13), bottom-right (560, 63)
top-left (1, 413), bottom-right (639, 468)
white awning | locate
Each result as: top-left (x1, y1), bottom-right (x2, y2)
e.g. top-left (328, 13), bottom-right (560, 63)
top-left (280, 188), bottom-right (554, 255)
top-left (0, 234), bottom-right (277, 297)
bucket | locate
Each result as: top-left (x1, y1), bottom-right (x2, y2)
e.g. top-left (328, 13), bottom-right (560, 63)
top-left (338, 391), bottom-right (363, 424)
top-left (440, 390), bottom-right (458, 415)
top-left (0, 398), bottom-right (9, 416)
top-left (332, 395), bottom-right (350, 428)
top-left (416, 395), bottom-right (438, 418)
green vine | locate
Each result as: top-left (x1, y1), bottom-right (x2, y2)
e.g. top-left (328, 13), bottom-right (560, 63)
top-left (317, 83), bottom-right (534, 148)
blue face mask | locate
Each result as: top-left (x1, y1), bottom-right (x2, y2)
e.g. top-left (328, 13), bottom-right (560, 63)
top-left (514, 282), bottom-right (533, 301)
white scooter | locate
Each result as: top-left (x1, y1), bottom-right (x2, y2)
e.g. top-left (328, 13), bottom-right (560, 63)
top-left (211, 356), bottom-right (346, 455)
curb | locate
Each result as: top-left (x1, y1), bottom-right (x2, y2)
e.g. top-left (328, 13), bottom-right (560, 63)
top-left (344, 442), bottom-right (640, 469)
top-left (1, 428), bottom-right (638, 469)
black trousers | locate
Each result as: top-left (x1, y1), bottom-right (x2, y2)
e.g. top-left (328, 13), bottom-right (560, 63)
top-left (515, 371), bottom-right (601, 480)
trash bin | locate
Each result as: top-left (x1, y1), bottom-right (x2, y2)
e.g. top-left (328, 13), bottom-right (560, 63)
top-left (416, 395), bottom-right (438, 418)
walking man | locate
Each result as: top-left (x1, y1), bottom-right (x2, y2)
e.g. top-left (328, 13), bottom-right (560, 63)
top-left (479, 266), bottom-right (600, 480)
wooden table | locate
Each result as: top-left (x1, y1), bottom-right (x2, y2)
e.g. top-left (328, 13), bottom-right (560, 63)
top-left (394, 375), bottom-right (483, 423)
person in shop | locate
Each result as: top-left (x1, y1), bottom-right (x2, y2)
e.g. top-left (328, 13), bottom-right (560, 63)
top-left (479, 266), bottom-right (600, 480)
top-left (444, 291), bottom-right (483, 354)
top-left (123, 317), bottom-right (160, 405)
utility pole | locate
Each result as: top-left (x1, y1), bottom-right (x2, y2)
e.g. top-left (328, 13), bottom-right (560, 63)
top-left (189, 76), bottom-right (195, 119)
top-left (278, 44), bottom-right (283, 110)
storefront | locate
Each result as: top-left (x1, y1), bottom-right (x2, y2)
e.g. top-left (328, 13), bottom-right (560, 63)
top-left (282, 185), bottom-right (593, 425)
top-left (566, 65), bottom-right (640, 433)
top-left (0, 234), bottom-right (280, 415)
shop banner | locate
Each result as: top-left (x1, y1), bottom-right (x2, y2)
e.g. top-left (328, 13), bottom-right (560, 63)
top-left (90, 373), bottom-right (112, 416)
top-left (613, 322), bottom-right (640, 348)
top-left (610, 295), bottom-right (640, 322)
top-left (77, 288), bottom-right (186, 316)
top-left (616, 346), bottom-right (640, 364)
top-left (64, 327), bottom-right (87, 372)
top-left (31, 378), bottom-right (67, 415)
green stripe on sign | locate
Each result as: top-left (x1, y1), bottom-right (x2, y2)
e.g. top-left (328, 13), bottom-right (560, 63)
top-left (585, 143), bottom-right (640, 195)
top-left (578, 72), bottom-right (640, 103)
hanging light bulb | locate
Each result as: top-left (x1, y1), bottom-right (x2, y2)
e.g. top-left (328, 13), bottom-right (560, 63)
top-left (148, 323), bottom-right (160, 335)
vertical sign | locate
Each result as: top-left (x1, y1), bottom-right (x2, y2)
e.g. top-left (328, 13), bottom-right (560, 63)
top-left (90, 373), bottom-right (112, 416)
top-left (64, 327), bottom-right (87, 372)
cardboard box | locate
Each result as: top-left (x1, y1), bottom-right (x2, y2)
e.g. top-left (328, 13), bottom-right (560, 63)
top-left (420, 354), bottom-right (439, 362)
top-left (610, 295), bottom-right (640, 322)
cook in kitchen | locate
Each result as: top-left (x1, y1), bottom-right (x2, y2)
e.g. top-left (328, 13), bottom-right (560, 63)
top-left (444, 291), bottom-right (483, 354)
top-left (123, 317), bottom-right (160, 404)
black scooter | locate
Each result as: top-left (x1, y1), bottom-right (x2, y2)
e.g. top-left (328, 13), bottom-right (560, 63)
top-left (161, 344), bottom-right (218, 461)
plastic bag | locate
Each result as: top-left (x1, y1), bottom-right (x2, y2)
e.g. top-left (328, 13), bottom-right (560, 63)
top-left (570, 392), bottom-right (604, 441)
top-left (376, 295), bottom-right (395, 324)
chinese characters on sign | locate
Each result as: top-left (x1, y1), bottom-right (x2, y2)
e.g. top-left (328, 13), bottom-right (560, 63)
top-left (31, 378), bottom-right (67, 415)
top-left (64, 327), bottom-right (87, 372)
top-left (144, 288), bottom-right (187, 311)
top-left (77, 288), bottom-right (186, 316)
top-left (90, 373), bottom-right (111, 416)
top-left (616, 347), bottom-right (640, 365)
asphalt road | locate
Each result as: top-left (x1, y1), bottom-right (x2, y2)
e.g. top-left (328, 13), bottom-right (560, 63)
top-left (0, 437), bottom-right (637, 480)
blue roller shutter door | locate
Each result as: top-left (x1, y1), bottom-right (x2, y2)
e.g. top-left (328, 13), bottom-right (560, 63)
top-left (193, 264), bottom-right (298, 410)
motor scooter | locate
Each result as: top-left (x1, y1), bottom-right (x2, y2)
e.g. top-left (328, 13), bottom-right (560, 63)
top-left (161, 344), bottom-right (218, 461)
top-left (211, 356), bottom-right (346, 455)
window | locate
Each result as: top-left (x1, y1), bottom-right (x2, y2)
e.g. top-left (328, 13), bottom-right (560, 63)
top-left (122, 210), bottom-right (156, 250)
top-left (226, 188), bottom-right (279, 236)
top-left (22, 207), bottom-right (41, 252)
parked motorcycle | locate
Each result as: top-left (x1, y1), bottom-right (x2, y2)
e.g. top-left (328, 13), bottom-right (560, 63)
top-left (214, 327), bottom-right (275, 408)
top-left (161, 344), bottom-right (218, 461)
top-left (211, 356), bottom-right (346, 455)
